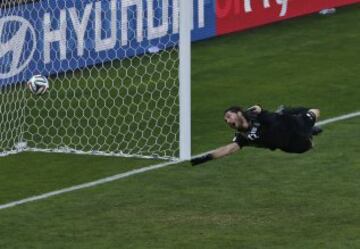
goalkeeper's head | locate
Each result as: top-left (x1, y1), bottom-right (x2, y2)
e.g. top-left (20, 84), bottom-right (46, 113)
top-left (224, 106), bottom-right (250, 131)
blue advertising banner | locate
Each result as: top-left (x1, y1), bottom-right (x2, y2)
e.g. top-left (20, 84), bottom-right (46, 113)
top-left (0, 0), bottom-right (216, 86)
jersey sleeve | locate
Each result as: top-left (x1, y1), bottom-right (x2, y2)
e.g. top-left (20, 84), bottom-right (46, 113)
top-left (233, 133), bottom-right (249, 148)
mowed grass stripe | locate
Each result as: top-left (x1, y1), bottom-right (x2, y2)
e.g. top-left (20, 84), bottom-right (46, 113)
top-left (0, 111), bottom-right (359, 211)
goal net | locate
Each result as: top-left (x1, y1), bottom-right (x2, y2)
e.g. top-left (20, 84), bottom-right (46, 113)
top-left (0, 0), bottom-right (191, 160)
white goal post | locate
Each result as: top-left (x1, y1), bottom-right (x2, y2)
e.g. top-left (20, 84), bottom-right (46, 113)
top-left (179, 0), bottom-right (191, 160)
top-left (0, 0), bottom-right (192, 160)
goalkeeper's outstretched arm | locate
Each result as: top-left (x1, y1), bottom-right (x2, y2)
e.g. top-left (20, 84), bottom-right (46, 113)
top-left (191, 143), bottom-right (240, 166)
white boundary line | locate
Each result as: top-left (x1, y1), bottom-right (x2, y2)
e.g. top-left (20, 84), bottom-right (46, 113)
top-left (0, 111), bottom-right (359, 211)
top-left (0, 160), bottom-right (183, 210)
top-left (316, 111), bottom-right (360, 126)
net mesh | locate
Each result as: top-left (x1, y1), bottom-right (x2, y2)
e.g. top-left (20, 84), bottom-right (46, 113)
top-left (0, 0), bottom-right (180, 159)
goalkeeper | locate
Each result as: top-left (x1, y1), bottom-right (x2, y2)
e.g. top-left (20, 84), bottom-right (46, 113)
top-left (191, 105), bottom-right (322, 166)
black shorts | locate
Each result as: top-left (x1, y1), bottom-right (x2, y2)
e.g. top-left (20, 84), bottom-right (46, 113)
top-left (292, 111), bottom-right (316, 137)
top-left (281, 134), bottom-right (313, 153)
top-left (280, 111), bottom-right (316, 153)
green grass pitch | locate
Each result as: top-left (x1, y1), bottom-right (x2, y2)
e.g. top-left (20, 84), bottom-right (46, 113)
top-left (1, 5), bottom-right (360, 249)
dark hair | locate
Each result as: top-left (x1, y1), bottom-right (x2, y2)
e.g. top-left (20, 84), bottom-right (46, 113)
top-left (224, 106), bottom-right (244, 115)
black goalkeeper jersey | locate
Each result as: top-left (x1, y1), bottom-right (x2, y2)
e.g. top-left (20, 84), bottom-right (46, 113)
top-left (233, 110), bottom-right (304, 152)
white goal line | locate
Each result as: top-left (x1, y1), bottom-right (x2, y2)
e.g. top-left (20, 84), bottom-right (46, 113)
top-left (0, 111), bottom-right (359, 211)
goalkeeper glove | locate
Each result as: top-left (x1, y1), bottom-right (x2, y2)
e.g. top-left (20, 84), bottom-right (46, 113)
top-left (191, 154), bottom-right (213, 166)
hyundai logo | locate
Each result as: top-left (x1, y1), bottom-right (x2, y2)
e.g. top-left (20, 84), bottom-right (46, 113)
top-left (0, 16), bottom-right (36, 79)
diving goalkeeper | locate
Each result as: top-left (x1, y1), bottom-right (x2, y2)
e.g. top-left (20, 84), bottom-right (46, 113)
top-left (191, 105), bottom-right (322, 166)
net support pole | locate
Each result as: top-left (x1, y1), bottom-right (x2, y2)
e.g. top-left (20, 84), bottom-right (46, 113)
top-left (179, 0), bottom-right (192, 160)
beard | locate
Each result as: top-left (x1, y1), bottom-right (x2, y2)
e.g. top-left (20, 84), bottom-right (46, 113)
top-left (237, 117), bottom-right (249, 131)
